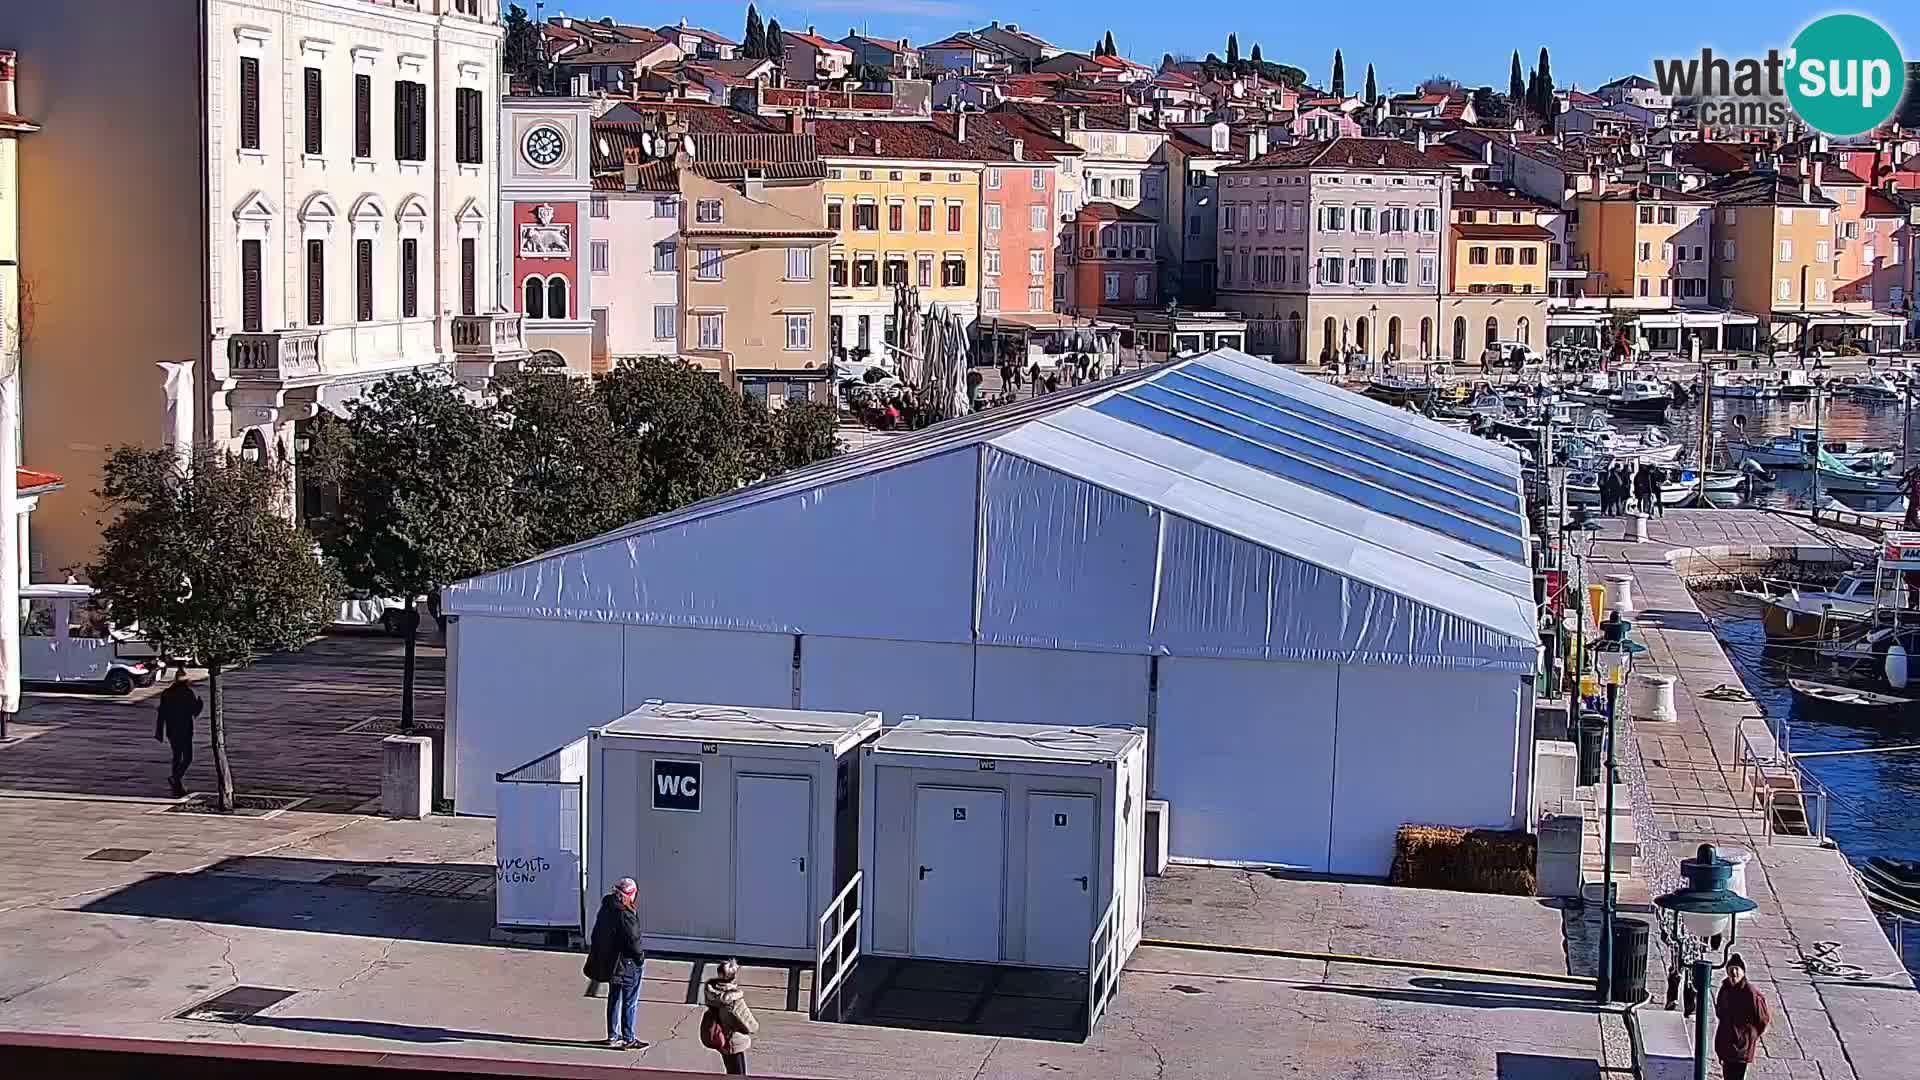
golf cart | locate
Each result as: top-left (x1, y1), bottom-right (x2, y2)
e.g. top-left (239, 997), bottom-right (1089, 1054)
top-left (20, 583), bottom-right (157, 695)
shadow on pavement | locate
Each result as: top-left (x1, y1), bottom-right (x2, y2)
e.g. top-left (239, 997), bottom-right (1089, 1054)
top-left (241, 1016), bottom-right (624, 1051)
top-left (76, 859), bottom-right (495, 945)
top-left (1301, 975), bottom-right (1601, 1014)
top-left (1494, 1051), bottom-right (1602, 1079)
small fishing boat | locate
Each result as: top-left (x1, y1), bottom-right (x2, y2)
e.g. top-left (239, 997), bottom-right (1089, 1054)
top-left (1607, 376), bottom-right (1673, 418)
top-left (1564, 467), bottom-right (1743, 506)
top-left (1760, 571), bottom-right (1876, 639)
top-left (1862, 857), bottom-right (1920, 904)
top-left (1788, 678), bottom-right (1914, 713)
top-left (1849, 372), bottom-right (1904, 403)
top-left (1815, 450), bottom-right (1903, 496)
top-left (1730, 425), bottom-right (1895, 471)
top-left (1365, 363), bottom-right (1448, 407)
top-left (1710, 373), bottom-right (1779, 400)
top-left (1777, 368), bottom-right (1816, 400)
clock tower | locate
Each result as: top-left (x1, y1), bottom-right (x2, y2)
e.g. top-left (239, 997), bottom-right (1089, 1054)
top-left (501, 92), bottom-right (596, 373)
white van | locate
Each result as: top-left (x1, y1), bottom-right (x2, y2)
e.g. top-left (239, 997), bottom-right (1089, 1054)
top-left (20, 583), bottom-right (156, 695)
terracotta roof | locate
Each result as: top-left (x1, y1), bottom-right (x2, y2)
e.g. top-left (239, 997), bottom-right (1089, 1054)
top-left (1222, 137), bottom-right (1448, 172)
top-left (974, 110), bottom-right (1082, 160)
top-left (923, 32), bottom-right (1006, 53)
top-left (1672, 141), bottom-right (1754, 175)
top-left (1153, 70), bottom-right (1199, 88)
top-left (813, 116), bottom-right (1016, 163)
top-left (558, 39), bottom-right (676, 66)
top-left (1586, 179), bottom-right (1714, 204)
top-left (659, 23), bottom-right (737, 46)
top-left (761, 87), bottom-right (893, 110)
top-left (844, 34), bottom-right (914, 55)
top-left (1075, 200), bottom-right (1157, 223)
top-left (782, 30), bottom-right (849, 52)
top-left (17, 467), bottom-right (61, 494)
top-left (992, 101), bottom-right (1159, 134)
top-left (1697, 170), bottom-right (1836, 208)
top-left (593, 130), bottom-right (827, 192)
top-left (1452, 186), bottom-right (1554, 211)
top-left (1452, 222), bottom-right (1555, 241)
top-left (1864, 189), bottom-right (1907, 217)
top-left (1422, 142), bottom-right (1482, 166)
top-left (1599, 74), bottom-right (1656, 91)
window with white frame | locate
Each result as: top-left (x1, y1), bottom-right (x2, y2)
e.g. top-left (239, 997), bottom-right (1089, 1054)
top-left (654, 240), bottom-right (676, 272)
top-left (1779, 240), bottom-right (1792, 262)
top-left (1028, 285), bottom-right (1043, 309)
top-left (1089, 176), bottom-right (1104, 197)
top-left (1029, 250), bottom-right (1044, 274)
top-left (1353, 256), bottom-right (1376, 284)
top-left (786, 246), bottom-right (813, 281)
top-left (1030, 205), bottom-right (1046, 231)
top-left (1817, 208), bottom-right (1830, 225)
top-left (1816, 240), bottom-right (1829, 261)
top-left (1354, 206), bottom-right (1374, 232)
top-left (1777, 278), bottom-right (1790, 299)
top-left (987, 168), bottom-right (1001, 190)
top-left (1814, 278), bottom-right (1827, 300)
top-left (984, 249), bottom-right (1000, 274)
top-left (697, 313), bottom-right (723, 349)
top-left (696, 246), bottom-right (722, 280)
top-left (983, 286), bottom-right (1000, 311)
top-left (653, 304), bottom-right (676, 340)
top-left (654, 197), bottom-right (676, 218)
top-left (1031, 168), bottom-right (1045, 190)
top-left (985, 204), bottom-right (1002, 230)
top-left (1386, 256), bottom-right (1408, 284)
top-left (1117, 177), bottom-right (1135, 199)
top-left (591, 240), bottom-right (609, 274)
top-left (1134, 272), bottom-right (1150, 299)
top-left (1419, 252), bottom-right (1437, 286)
top-left (785, 313), bottom-right (812, 350)
top-left (1317, 251), bottom-right (1343, 283)
top-left (696, 199), bottom-right (723, 224)
top-left (590, 196), bottom-right (609, 219)
top-left (1104, 272), bottom-right (1120, 299)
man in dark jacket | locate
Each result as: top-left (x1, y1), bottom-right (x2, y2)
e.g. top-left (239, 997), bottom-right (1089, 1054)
top-left (584, 878), bottom-right (646, 1048)
top-left (153, 672), bottom-right (203, 797)
top-left (1714, 953), bottom-right (1770, 1079)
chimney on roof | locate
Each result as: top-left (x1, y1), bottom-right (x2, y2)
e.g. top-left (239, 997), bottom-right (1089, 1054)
top-left (680, 17), bottom-right (688, 27)
top-left (789, 109), bottom-right (805, 134)
top-left (623, 148), bottom-right (641, 191)
top-left (957, 111), bottom-right (967, 141)
top-left (1007, 23), bottom-right (1018, 31)
top-left (1256, 128), bottom-right (1268, 155)
top-left (1012, 137), bottom-right (1024, 161)
top-left (1074, 107), bottom-right (1087, 130)
top-left (847, 135), bottom-right (855, 152)
top-left (871, 133), bottom-right (882, 153)
top-left (991, 20), bottom-right (1000, 28)
top-left (849, 27), bottom-right (856, 37)
top-left (901, 38), bottom-right (909, 49)
top-left (1482, 139), bottom-right (1493, 165)
top-left (745, 168), bottom-right (766, 201)
top-left (1127, 109), bottom-right (1138, 131)
top-left (807, 25), bottom-right (815, 36)
top-left (1812, 159), bottom-right (1824, 189)
top-left (1801, 177), bottom-right (1812, 202)
top-left (1416, 128), bottom-right (1428, 153)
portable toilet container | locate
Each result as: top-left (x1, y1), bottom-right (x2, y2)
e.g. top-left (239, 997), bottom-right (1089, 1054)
top-left (588, 700), bottom-right (882, 962)
top-left (857, 718), bottom-right (1148, 974)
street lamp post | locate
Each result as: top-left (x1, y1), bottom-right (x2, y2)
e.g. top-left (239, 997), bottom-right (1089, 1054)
top-left (1592, 609), bottom-right (1648, 1004)
top-left (1561, 506), bottom-right (1602, 718)
top-left (1654, 844), bottom-right (1758, 1080)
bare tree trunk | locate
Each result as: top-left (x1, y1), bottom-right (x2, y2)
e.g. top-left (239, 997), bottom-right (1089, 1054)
top-left (209, 663), bottom-right (235, 812)
top-left (400, 594), bottom-right (417, 733)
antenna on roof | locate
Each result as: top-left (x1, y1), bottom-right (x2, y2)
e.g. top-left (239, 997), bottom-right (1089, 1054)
top-left (597, 135), bottom-right (611, 157)
top-left (683, 134), bottom-right (697, 159)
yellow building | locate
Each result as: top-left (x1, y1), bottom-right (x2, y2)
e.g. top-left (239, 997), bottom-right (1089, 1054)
top-left (1571, 182), bottom-right (1715, 310)
top-left (1700, 170), bottom-right (1878, 351)
top-left (814, 116), bottom-right (1006, 360)
top-left (1445, 187), bottom-right (1551, 358)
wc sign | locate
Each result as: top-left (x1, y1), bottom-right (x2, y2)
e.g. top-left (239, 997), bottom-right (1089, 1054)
top-left (653, 760), bottom-right (702, 812)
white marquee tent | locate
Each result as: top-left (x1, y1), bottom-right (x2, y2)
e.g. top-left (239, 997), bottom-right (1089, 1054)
top-left (446, 349), bottom-right (1539, 875)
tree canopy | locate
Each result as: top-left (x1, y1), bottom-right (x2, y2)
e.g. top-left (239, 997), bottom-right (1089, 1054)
top-left (1509, 51), bottom-right (1526, 104)
top-left (1226, 34), bottom-right (1239, 68)
top-left (502, 4), bottom-right (544, 89)
top-left (743, 5), bottom-right (767, 59)
top-left (766, 19), bottom-right (785, 62)
top-left (1102, 30), bottom-right (1117, 57)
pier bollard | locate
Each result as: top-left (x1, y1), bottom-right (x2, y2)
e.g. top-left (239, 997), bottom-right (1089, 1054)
top-left (1604, 573), bottom-right (1636, 616)
top-left (1629, 673), bottom-right (1677, 724)
top-left (1627, 511), bottom-right (1649, 543)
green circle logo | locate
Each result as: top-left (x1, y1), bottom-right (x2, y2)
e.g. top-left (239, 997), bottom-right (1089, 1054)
top-left (1786, 14), bottom-right (1906, 136)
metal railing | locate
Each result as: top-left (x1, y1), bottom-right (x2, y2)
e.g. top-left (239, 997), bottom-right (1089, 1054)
top-left (810, 871), bottom-right (862, 1021)
top-left (1084, 892), bottom-right (1121, 1038)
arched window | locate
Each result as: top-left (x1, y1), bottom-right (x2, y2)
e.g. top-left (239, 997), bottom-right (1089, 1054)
top-left (1386, 316), bottom-right (1402, 358)
top-left (1516, 316), bottom-right (1531, 346)
top-left (1286, 312), bottom-right (1303, 364)
top-left (1484, 316), bottom-right (1499, 352)
top-left (547, 277), bottom-right (568, 320)
top-left (523, 277), bottom-right (545, 320)
top-left (1354, 316), bottom-right (1369, 353)
top-left (1452, 317), bottom-right (1467, 361)
top-left (1420, 317), bottom-right (1434, 358)
top-left (1322, 316), bottom-right (1337, 361)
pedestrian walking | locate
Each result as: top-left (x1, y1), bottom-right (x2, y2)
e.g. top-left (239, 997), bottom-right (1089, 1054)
top-left (1632, 463), bottom-right (1654, 516)
top-left (153, 671), bottom-right (203, 797)
top-left (1028, 361), bottom-right (1042, 397)
top-left (1651, 465), bottom-right (1668, 517)
top-left (584, 878), bottom-right (647, 1049)
top-left (1714, 954), bottom-right (1770, 1080)
top-left (1597, 468), bottom-right (1616, 516)
top-left (700, 958), bottom-right (759, 1075)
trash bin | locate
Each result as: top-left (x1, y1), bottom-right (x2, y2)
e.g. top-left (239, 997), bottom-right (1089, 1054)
top-left (1577, 712), bottom-right (1605, 787)
top-left (1610, 917), bottom-right (1650, 1004)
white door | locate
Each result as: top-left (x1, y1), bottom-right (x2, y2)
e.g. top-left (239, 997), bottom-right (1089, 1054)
top-left (910, 786), bottom-right (1005, 961)
top-left (734, 775), bottom-right (813, 949)
top-left (1023, 793), bottom-right (1096, 968)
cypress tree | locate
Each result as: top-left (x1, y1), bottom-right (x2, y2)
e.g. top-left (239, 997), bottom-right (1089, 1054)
top-left (1536, 47), bottom-right (1555, 116)
top-left (1103, 30), bottom-right (1117, 57)
top-left (765, 19), bottom-right (784, 62)
top-left (1509, 50), bottom-right (1525, 104)
top-left (1227, 34), bottom-right (1239, 68)
top-left (743, 5), bottom-right (765, 59)
top-left (1364, 63), bottom-right (1377, 105)
top-left (1331, 49), bottom-right (1345, 97)
top-left (1251, 43), bottom-right (1263, 66)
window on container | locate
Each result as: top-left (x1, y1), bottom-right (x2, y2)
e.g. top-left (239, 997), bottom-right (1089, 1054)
top-left (356, 238), bottom-right (374, 321)
top-left (239, 57), bottom-right (261, 151)
top-left (240, 239), bottom-right (263, 332)
top-left (401, 237), bottom-right (418, 318)
top-left (304, 67), bottom-right (323, 155)
top-left (306, 240), bottom-right (325, 326)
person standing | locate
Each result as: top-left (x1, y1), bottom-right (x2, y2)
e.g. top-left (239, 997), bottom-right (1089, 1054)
top-left (1598, 468), bottom-right (1617, 516)
top-left (584, 878), bottom-right (646, 1049)
top-left (700, 958), bottom-right (759, 1075)
top-left (152, 671), bottom-right (202, 797)
top-left (1714, 954), bottom-right (1770, 1080)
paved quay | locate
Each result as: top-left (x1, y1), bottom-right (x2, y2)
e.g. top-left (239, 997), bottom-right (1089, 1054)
top-left (1585, 508), bottom-right (1920, 1080)
top-left (0, 633), bottom-right (1613, 1079)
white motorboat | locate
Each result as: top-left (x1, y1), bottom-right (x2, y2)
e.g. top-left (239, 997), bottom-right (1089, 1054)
top-left (1710, 373), bottom-right (1779, 400)
top-left (1608, 376), bottom-right (1673, 418)
top-left (1814, 449), bottom-right (1903, 496)
top-left (1562, 424), bottom-right (1684, 465)
top-left (1564, 466), bottom-right (1742, 506)
top-left (1849, 373), bottom-right (1904, 403)
top-left (1757, 571), bottom-right (1876, 639)
top-left (1778, 368), bottom-right (1816, 400)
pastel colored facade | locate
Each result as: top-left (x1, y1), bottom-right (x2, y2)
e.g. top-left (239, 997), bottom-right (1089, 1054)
top-left (1570, 183), bottom-right (1714, 311)
top-left (589, 132), bottom-right (680, 361)
top-left (1292, 105), bottom-right (1362, 142)
top-left (780, 28), bottom-right (853, 86)
top-left (839, 33), bottom-right (920, 80)
top-left (1444, 188), bottom-right (1552, 356)
top-left (0, 50), bottom-right (56, 584)
top-left (815, 117), bottom-right (1003, 360)
top-left (1704, 174), bottom-right (1833, 322)
top-left (981, 158), bottom-right (1057, 316)
top-left (1070, 202), bottom-right (1159, 311)
top-left (5, 0), bottom-right (510, 578)
top-left (1215, 139), bottom-right (1452, 365)
top-left (502, 96), bottom-right (596, 372)
top-left (655, 20), bottom-right (736, 61)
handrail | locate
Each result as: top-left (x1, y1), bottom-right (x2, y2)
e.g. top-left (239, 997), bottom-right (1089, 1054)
top-left (1084, 892), bottom-right (1121, 1038)
top-left (811, 871), bottom-right (863, 1021)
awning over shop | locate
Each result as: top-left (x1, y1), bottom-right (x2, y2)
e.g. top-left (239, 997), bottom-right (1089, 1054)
top-left (1547, 311), bottom-right (1612, 326)
top-left (1633, 310), bottom-right (1759, 329)
top-left (1771, 309), bottom-right (1906, 328)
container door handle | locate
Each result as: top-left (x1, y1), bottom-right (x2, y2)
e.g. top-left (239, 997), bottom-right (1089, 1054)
top-left (797, 856), bottom-right (806, 873)
top-left (1075, 875), bottom-right (1089, 891)
top-left (918, 865), bottom-right (932, 880)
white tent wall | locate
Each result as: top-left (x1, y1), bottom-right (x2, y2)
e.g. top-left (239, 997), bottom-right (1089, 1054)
top-left (621, 625), bottom-right (794, 711)
top-left (1153, 656), bottom-right (1340, 868)
top-left (798, 637), bottom-right (976, 720)
top-left (454, 616), bottom-right (625, 816)
top-left (972, 647), bottom-right (1151, 727)
top-left (1328, 668), bottom-right (1527, 875)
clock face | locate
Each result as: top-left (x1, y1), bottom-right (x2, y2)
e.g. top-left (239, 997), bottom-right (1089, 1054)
top-left (524, 125), bottom-right (565, 168)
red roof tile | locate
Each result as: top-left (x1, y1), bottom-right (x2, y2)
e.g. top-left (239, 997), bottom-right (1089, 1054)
top-left (1452, 222), bottom-right (1555, 241)
top-left (1223, 137), bottom-right (1448, 172)
top-left (17, 467), bottom-right (60, 494)
top-left (1075, 200), bottom-right (1157, 223)
top-left (813, 116), bottom-right (1016, 162)
top-left (781, 30), bottom-right (849, 52)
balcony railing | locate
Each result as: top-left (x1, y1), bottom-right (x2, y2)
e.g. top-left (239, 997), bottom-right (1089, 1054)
top-left (451, 312), bottom-right (527, 357)
top-left (228, 329), bottom-right (322, 382)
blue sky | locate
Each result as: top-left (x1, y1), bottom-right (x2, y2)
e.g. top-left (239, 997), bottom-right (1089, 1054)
top-left (558, 1), bottom-right (1920, 93)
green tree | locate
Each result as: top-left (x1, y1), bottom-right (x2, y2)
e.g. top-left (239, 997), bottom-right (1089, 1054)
top-left (743, 395), bottom-right (843, 478)
top-left (743, 4), bottom-right (766, 59)
top-left (1509, 50), bottom-right (1525, 104)
top-left (1103, 30), bottom-right (1116, 57)
top-left (1535, 47), bottom-right (1555, 128)
top-left (766, 18), bottom-right (785, 63)
top-left (598, 358), bottom-right (759, 514)
top-left (1331, 49), bottom-right (1345, 97)
top-left (1226, 34), bottom-right (1239, 68)
top-left (1365, 63), bottom-right (1377, 104)
top-left (89, 446), bottom-right (341, 811)
top-left (492, 369), bottom-right (644, 552)
top-left (1250, 43), bottom-right (1263, 66)
top-left (503, 4), bottom-right (544, 89)
top-left (307, 371), bottom-right (530, 732)
top-left (1162, 52), bottom-right (1175, 70)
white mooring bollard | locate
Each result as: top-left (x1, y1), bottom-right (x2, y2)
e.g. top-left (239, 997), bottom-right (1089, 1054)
top-left (1628, 511), bottom-right (1649, 543)
top-left (1603, 573), bottom-right (1636, 616)
top-left (1629, 673), bottom-right (1677, 724)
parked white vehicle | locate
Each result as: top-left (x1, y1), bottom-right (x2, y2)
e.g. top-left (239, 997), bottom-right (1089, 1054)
top-left (20, 583), bottom-right (156, 695)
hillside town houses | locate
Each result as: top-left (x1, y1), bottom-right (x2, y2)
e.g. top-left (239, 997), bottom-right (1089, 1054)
top-left (4, 2), bottom-right (1920, 579)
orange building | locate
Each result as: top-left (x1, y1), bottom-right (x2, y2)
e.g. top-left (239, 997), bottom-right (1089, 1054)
top-left (1071, 201), bottom-right (1158, 312)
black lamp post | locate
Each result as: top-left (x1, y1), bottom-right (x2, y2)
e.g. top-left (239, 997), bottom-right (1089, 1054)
top-left (1591, 608), bottom-right (1648, 1004)
top-left (1560, 505), bottom-right (1602, 717)
top-left (1654, 844), bottom-right (1759, 1080)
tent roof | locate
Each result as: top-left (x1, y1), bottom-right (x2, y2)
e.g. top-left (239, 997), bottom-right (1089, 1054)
top-left (447, 350), bottom-right (1536, 668)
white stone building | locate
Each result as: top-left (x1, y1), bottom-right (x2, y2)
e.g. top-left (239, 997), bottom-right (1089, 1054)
top-left (4, 0), bottom-right (517, 576)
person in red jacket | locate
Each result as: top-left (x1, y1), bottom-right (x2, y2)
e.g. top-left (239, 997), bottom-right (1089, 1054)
top-left (1714, 953), bottom-right (1770, 1080)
